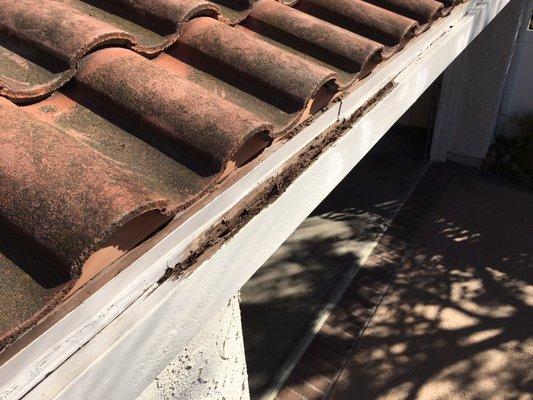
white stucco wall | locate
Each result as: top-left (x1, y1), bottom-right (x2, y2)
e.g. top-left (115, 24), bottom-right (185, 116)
top-left (497, 0), bottom-right (533, 138)
top-left (501, 1), bottom-right (533, 117)
top-left (450, 0), bottom-right (524, 162)
top-left (431, 0), bottom-right (525, 165)
top-left (139, 295), bottom-right (249, 400)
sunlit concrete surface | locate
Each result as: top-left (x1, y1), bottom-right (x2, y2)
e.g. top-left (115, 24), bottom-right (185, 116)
top-left (330, 177), bottom-right (533, 400)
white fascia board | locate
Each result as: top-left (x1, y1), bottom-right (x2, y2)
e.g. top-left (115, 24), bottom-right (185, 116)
top-left (0, 0), bottom-right (511, 398)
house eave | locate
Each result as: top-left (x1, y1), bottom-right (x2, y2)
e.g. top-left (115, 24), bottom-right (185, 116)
top-left (0, 0), bottom-right (513, 398)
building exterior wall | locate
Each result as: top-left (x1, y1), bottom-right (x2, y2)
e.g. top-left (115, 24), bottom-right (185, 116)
top-left (497, 0), bottom-right (533, 138)
top-left (139, 295), bottom-right (249, 400)
top-left (431, 0), bottom-right (525, 165)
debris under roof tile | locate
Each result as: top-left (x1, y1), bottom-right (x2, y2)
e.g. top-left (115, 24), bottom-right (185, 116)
top-left (0, 0), bottom-right (465, 349)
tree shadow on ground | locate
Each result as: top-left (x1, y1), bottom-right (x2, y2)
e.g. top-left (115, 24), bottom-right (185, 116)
top-left (241, 127), bottom-right (428, 398)
top-left (241, 210), bottom-right (382, 397)
top-left (325, 179), bottom-right (533, 400)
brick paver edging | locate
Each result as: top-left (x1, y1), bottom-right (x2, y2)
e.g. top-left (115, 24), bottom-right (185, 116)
top-left (275, 163), bottom-right (459, 400)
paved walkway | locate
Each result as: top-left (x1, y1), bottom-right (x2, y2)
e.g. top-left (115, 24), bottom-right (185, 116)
top-left (242, 127), bottom-right (428, 398)
top-left (278, 165), bottom-right (533, 400)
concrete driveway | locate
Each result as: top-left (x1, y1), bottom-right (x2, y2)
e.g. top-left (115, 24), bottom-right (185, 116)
top-left (330, 177), bottom-right (533, 400)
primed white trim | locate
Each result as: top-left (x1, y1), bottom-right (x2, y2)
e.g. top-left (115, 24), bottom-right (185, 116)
top-left (0, 0), bottom-right (512, 398)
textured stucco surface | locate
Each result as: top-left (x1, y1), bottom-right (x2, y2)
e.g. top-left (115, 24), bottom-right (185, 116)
top-left (139, 295), bottom-right (249, 400)
top-left (446, 0), bottom-right (524, 162)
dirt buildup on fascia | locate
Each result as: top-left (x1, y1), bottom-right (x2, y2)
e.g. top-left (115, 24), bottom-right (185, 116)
top-left (165, 81), bottom-right (395, 282)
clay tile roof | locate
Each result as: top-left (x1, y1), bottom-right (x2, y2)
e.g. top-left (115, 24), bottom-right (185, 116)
top-left (212, 0), bottom-right (256, 23)
top-left (0, 0), bottom-right (464, 348)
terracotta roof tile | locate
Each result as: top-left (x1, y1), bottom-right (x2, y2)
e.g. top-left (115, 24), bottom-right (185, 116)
top-left (288, 0), bottom-right (419, 57)
top-left (0, 96), bottom-right (171, 346)
top-left (0, 0), bottom-right (465, 348)
top-left (365, 0), bottom-right (444, 31)
top-left (0, 0), bottom-right (221, 101)
top-left (77, 47), bottom-right (272, 172)
top-left (244, 0), bottom-right (383, 88)
top-left (0, 97), bottom-right (169, 275)
top-left (210, 0), bottom-right (256, 23)
top-left (175, 17), bottom-right (337, 133)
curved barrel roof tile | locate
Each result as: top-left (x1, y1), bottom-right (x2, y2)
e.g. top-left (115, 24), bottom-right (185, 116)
top-left (0, 0), bottom-right (219, 101)
top-left (174, 17), bottom-right (337, 134)
top-left (1, 0), bottom-right (466, 348)
top-left (0, 97), bottom-right (170, 277)
top-left (210, 0), bottom-right (256, 23)
top-left (364, 0), bottom-right (445, 32)
top-left (77, 47), bottom-right (273, 173)
top-left (0, 96), bottom-right (172, 346)
top-left (282, 0), bottom-right (419, 58)
top-left (244, 0), bottom-right (384, 88)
